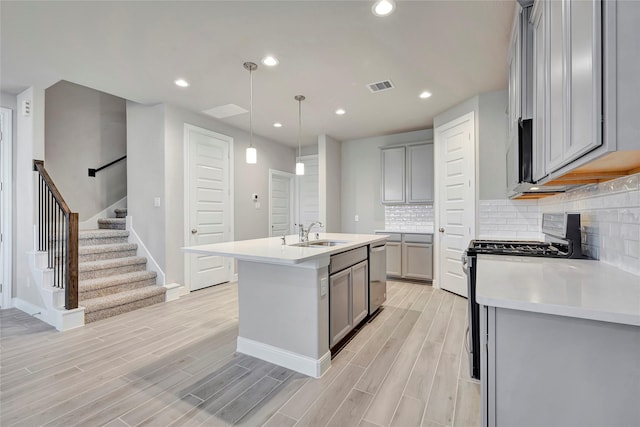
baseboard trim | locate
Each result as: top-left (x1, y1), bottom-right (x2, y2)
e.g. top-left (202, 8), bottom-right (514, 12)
top-left (164, 283), bottom-right (183, 302)
top-left (13, 297), bottom-right (85, 331)
top-left (236, 336), bottom-right (331, 378)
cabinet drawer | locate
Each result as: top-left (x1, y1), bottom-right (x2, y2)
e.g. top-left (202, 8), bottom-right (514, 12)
top-left (403, 233), bottom-right (433, 244)
top-left (329, 246), bottom-right (367, 274)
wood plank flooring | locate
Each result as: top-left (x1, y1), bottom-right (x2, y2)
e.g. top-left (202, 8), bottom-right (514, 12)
top-left (0, 281), bottom-right (480, 427)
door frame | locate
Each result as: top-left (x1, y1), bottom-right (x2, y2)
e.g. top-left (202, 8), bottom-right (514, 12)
top-left (434, 111), bottom-right (476, 291)
top-left (0, 107), bottom-right (12, 308)
top-left (183, 123), bottom-right (234, 292)
top-left (268, 169), bottom-right (295, 237)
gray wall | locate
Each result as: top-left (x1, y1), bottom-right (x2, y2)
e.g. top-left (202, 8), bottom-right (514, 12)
top-left (318, 135), bottom-right (342, 232)
top-left (126, 102), bottom-right (166, 272)
top-left (341, 129), bottom-right (434, 234)
top-left (45, 81), bottom-right (127, 220)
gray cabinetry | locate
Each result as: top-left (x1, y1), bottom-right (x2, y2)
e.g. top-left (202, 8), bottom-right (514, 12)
top-left (377, 232), bottom-right (433, 281)
top-left (480, 305), bottom-right (640, 427)
top-left (381, 143), bottom-right (433, 204)
top-left (329, 247), bottom-right (369, 349)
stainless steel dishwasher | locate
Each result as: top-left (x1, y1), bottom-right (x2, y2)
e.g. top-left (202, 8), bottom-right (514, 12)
top-left (369, 243), bottom-right (387, 314)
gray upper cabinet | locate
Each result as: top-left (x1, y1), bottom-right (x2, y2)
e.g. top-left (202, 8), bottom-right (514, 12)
top-left (381, 146), bottom-right (405, 203)
top-left (531, 0), bottom-right (547, 182)
top-left (381, 143), bottom-right (433, 204)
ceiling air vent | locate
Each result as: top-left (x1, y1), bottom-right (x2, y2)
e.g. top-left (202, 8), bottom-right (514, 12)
top-left (367, 80), bottom-right (394, 93)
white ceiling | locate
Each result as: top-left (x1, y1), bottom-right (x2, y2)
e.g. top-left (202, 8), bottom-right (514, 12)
top-left (0, 0), bottom-right (515, 147)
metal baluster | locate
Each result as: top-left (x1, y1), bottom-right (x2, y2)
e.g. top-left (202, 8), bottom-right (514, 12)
top-left (62, 213), bottom-right (66, 290)
top-left (47, 189), bottom-right (51, 268)
top-left (55, 201), bottom-right (58, 286)
top-left (38, 175), bottom-right (42, 250)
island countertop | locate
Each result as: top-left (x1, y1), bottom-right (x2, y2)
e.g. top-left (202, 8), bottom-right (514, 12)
top-left (183, 232), bottom-right (387, 265)
top-left (476, 254), bottom-right (640, 326)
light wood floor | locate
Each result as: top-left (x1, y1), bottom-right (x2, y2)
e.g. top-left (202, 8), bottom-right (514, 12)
top-left (0, 280), bottom-right (480, 427)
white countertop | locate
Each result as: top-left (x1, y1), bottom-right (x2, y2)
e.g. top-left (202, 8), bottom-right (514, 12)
top-left (374, 229), bottom-right (434, 234)
top-left (476, 255), bottom-right (640, 326)
top-left (183, 233), bottom-right (386, 266)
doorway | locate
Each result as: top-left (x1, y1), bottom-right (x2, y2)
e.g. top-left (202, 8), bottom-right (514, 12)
top-left (435, 112), bottom-right (475, 297)
top-left (0, 107), bottom-right (12, 308)
top-left (269, 169), bottom-right (294, 237)
top-left (184, 124), bottom-right (233, 292)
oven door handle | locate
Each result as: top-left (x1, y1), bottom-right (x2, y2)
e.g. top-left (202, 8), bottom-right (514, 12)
top-left (461, 254), bottom-right (469, 275)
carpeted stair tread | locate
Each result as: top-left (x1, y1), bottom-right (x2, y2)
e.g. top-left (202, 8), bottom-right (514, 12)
top-left (80, 270), bottom-right (157, 291)
top-left (79, 242), bottom-right (137, 255)
top-left (79, 256), bottom-right (147, 272)
top-left (98, 218), bottom-right (126, 230)
top-left (82, 286), bottom-right (166, 313)
top-left (114, 208), bottom-right (128, 218)
top-left (79, 229), bottom-right (129, 239)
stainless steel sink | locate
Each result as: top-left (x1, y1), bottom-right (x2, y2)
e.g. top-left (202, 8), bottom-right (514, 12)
top-left (289, 240), bottom-right (348, 248)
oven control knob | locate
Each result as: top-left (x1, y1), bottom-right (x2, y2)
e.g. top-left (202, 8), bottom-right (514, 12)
top-left (439, 227), bottom-right (445, 233)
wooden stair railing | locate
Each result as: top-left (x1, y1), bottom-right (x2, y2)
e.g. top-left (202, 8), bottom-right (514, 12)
top-left (33, 160), bottom-right (79, 310)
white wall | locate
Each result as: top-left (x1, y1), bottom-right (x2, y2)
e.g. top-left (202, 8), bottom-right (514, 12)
top-left (1, 91), bottom-right (18, 299)
top-left (318, 134), bottom-right (341, 232)
top-left (15, 87), bottom-right (46, 307)
top-left (45, 81), bottom-right (127, 220)
top-left (340, 129), bottom-right (434, 234)
top-left (126, 102), bottom-right (166, 273)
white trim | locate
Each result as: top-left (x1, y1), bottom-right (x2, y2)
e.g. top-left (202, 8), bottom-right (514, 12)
top-left (183, 124), bottom-right (234, 292)
top-left (79, 196), bottom-right (127, 230)
top-left (236, 336), bottom-right (332, 378)
top-left (13, 297), bottom-right (85, 331)
top-left (163, 283), bottom-right (183, 302)
top-left (1, 107), bottom-right (13, 308)
top-left (126, 215), bottom-right (166, 285)
top-left (268, 169), bottom-right (294, 236)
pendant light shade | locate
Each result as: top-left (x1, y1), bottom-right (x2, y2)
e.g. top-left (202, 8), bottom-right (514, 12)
top-left (295, 95), bottom-right (306, 176)
top-left (244, 61), bottom-right (258, 164)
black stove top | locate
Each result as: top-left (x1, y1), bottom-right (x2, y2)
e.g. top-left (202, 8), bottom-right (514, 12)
top-left (468, 240), bottom-right (571, 257)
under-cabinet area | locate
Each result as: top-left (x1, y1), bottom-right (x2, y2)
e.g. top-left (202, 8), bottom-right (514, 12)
top-left (377, 232), bottom-right (433, 281)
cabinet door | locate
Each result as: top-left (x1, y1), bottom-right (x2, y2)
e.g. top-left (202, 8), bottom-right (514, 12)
top-left (565, 0), bottom-right (602, 162)
top-left (329, 269), bottom-right (352, 348)
top-left (402, 243), bottom-right (433, 280)
top-left (507, 14), bottom-right (522, 142)
top-left (381, 147), bottom-right (405, 204)
top-left (386, 242), bottom-right (402, 277)
top-left (531, 0), bottom-right (547, 182)
top-left (406, 143), bottom-right (434, 203)
top-left (546, 0), bottom-right (566, 173)
top-left (351, 261), bottom-right (368, 326)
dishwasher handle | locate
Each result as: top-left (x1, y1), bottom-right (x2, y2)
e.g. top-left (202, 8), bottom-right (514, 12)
top-left (371, 245), bottom-right (386, 253)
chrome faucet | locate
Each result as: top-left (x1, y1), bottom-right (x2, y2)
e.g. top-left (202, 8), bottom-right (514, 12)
top-left (305, 221), bottom-right (324, 242)
top-left (296, 223), bottom-right (305, 242)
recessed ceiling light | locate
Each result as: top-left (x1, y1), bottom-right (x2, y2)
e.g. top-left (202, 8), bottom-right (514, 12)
top-left (530, 187), bottom-right (540, 190)
top-left (335, 109), bottom-right (346, 115)
top-left (273, 122), bottom-right (283, 128)
top-left (262, 56), bottom-right (279, 67)
top-left (174, 78), bottom-right (189, 88)
top-left (372, 0), bottom-right (396, 17)
top-left (419, 91), bottom-right (432, 99)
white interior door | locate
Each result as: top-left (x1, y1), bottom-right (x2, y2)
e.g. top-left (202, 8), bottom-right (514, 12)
top-left (0, 107), bottom-right (12, 308)
top-left (185, 124), bottom-right (232, 291)
top-left (296, 154), bottom-right (321, 228)
top-left (436, 112), bottom-right (475, 297)
top-left (269, 170), bottom-right (294, 237)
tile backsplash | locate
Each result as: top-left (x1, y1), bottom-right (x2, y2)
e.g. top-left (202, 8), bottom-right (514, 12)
top-left (480, 173), bottom-right (640, 276)
top-left (385, 204), bottom-right (434, 231)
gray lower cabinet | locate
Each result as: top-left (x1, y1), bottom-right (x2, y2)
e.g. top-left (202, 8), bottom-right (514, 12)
top-left (402, 243), bottom-right (433, 280)
top-left (329, 248), bottom-right (369, 349)
top-left (386, 242), bottom-right (402, 277)
top-left (480, 305), bottom-right (640, 427)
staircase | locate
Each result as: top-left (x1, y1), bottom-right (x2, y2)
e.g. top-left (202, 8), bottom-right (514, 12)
top-left (78, 208), bottom-right (166, 323)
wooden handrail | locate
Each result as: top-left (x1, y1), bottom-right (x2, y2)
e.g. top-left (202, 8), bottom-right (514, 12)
top-left (33, 159), bottom-right (79, 310)
top-left (33, 160), bottom-right (72, 214)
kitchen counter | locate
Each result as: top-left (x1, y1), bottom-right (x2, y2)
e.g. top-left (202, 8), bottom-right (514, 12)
top-left (184, 232), bottom-right (386, 266)
top-left (476, 254), bottom-right (640, 326)
top-left (182, 233), bottom-right (386, 378)
top-left (374, 229), bottom-right (434, 234)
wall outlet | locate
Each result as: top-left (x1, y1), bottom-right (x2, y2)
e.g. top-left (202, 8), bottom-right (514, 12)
top-left (354, 214), bottom-right (359, 222)
top-left (154, 197), bottom-right (161, 207)
top-left (251, 193), bottom-right (258, 201)
top-left (320, 277), bottom-right (328, 297)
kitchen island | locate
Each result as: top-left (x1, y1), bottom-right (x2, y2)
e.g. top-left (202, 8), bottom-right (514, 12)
top-left (476, 255), bottom-right (640, 427)
top-left (183, 233), bottom-right (387, 378)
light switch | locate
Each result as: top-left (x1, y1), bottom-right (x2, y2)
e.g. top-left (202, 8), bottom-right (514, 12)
top-left (354, 214), bottom-right (359, 222)
top-left (154, 197), bottom-right (161, 207)
top-left (255, 202), bottom-right (261, 209)
top-left (320, 277), bottom-right (328, 297)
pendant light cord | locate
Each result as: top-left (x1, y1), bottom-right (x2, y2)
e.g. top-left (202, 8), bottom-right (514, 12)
top-left (298, 98), bottom-right (302, 159)
top-left (249, 67), bottom-right (253, 149)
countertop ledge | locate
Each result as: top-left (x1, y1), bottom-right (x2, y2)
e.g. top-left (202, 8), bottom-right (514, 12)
top-left (476, 255), bottom-right (640, 326)
top-left (182, 233), bottom-right (387, 266)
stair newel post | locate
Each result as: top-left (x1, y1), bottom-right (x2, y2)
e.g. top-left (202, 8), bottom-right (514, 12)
top-left (67, 212), bottom-right (79, 310)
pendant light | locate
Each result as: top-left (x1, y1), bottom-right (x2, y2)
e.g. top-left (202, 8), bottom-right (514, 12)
top-left (244, 62), bottom-right (258, 164)
top-left (295, 95), bottom-right (305, 175)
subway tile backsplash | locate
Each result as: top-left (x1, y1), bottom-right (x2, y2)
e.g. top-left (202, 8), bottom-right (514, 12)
top-left (385, 204), bottom-right (434, 231)
top-left (480, 173), bottom-right (640, 276)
